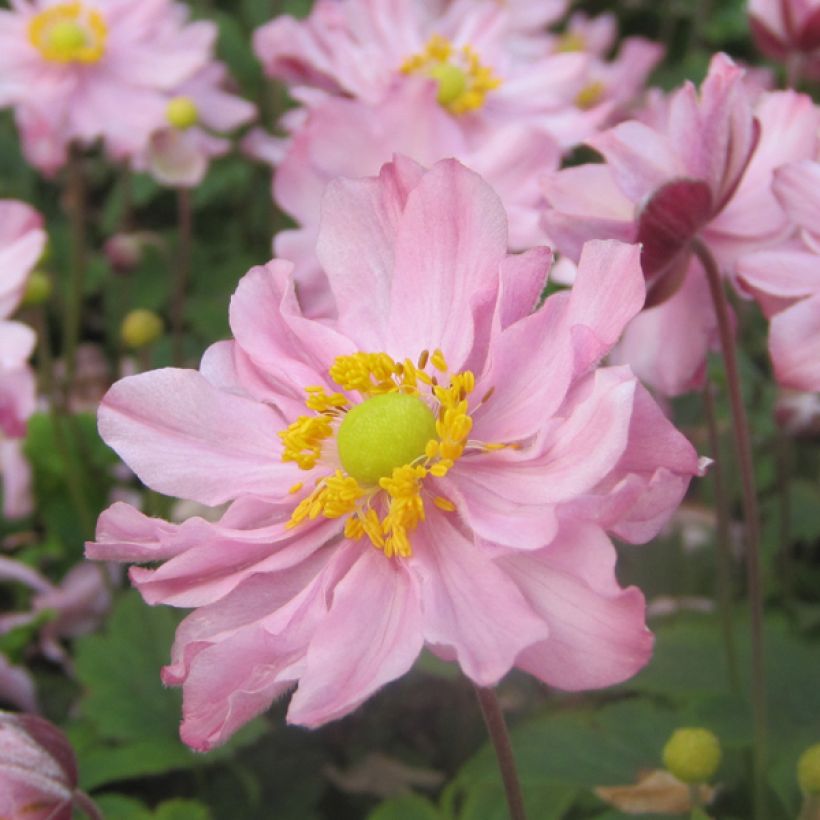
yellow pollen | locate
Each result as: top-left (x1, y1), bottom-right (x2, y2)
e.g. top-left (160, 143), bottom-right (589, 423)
top-left (280, 350), bottom-right (513, 559)
top-left (289, 482), bottom-right (304, 495)
top-left (401, 35), bottom-right (501, 115)
top-left (28, 2), bottom-right (107, 64)
top-left (575, 80), bottom-right (606, 110)
top-left (555, 32), bottom-right (586, 53)
top-left (166, 96), bottom-right (199, 130)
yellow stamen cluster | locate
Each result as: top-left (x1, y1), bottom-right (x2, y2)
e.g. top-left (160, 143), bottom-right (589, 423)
top-left (400, 35), bottom-right (501, 115)
top-left (575, 80), bottom-right (606, 110)
top-left (28, 2), bottom-right (107, 64)
top-left (280, 349), bottom-right (481, 558)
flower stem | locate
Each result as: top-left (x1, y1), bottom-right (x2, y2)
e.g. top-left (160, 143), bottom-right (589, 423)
top-left (691, 238), bottom-right (766, 819)
top-left (73, 789), bottom-right (103, 820)
top-left (62, 145), bottom-right (87, 388)
top-left (171, 187), bottom-right (192, 366)
top-left (473, 685), bottom-right (527, 820)
top-left (702, 382), bottom-right (741, 696)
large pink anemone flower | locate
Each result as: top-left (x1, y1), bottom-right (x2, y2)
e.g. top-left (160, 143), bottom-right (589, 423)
top-left (541, 53), bottom-right (820, 395)
top-left (0, 200), bottom-right (46, 518)
top-left (88, 158), bottom-right (702, 751)
top-left (749, 0), bottom-right (820, 77)
top-left (0, 0), bottom-right (215, 175)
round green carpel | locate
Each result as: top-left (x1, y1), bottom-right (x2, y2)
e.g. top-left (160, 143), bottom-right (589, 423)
top-left (337, 393), bottom-right (437, 485)
top-left (428, 61), bottom-right (468, 107)
top-left (662, 727), bottom-right (722, 785)
top-left (46, 20), bottom-right (88, 56)
top-left (166, 96), bottom-right (199, 130)
top-left (799, 744), bottom-right (820, 795)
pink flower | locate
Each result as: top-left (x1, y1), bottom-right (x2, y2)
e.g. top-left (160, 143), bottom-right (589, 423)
top-left (0, 200), bottom-right (46, 516)
top-left (88, 158), bottom-right (701, 750)
top-left (253, 0), bottom-right (603, 149)
top-left (749, 0), bottom-right (820, 75)
top-left (541, 54), bottom-right (820, 395)
top-left (0, 0), bottom-right (215, 175)
top-left (250, 78), bottom-right (560, 315)
top-left (737, 159), bottom-right (820, 390)
top-left (133, 61), bottom-right (256, 188)
top-left (0, 711), bottom-right (98, 820)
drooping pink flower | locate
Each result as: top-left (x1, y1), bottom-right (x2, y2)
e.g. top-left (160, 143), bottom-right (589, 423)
top-left (133, 61), bottom-right (256, 188)
top-left (737, 159), bottom-right (820, 390)
top-left (749, 0), bottom-right (820, 76)
top-left (0, 711), bottom-right (99, 820)
top-left (88, 158), bottom-right (702, 750)
top-left (0, 0), bottom-right (215, 175)
top-left (253, 0), bottom-right (605, 149)
top-left (248, 78), bottom-right (560, 315)
top-left (0, 200), bottom-right (46, 517)
top-left (541, 54), bottom-right (820, 395)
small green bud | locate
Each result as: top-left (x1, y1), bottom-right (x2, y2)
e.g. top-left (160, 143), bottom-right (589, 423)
top-left (21, 271), bottom-right (53, 306)
top-left (799, 744), bottom-right (820, 795)
top-left (662, 728), bottom-right (722, 784)
top-left (121, 309), bottom-right (164, 349)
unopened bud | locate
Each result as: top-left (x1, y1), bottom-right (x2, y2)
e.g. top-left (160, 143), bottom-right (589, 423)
top-left (121, 309), bottom-right (163, 349)
top-left (799, 744), bottom-right (820, 795)
top-left (662, 728), bottom-right (722, 784)
top-left (21, 270), bottom-right (53, 305)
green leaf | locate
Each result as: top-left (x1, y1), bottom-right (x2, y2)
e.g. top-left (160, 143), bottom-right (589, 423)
top-left (368, 794), bottom-right (443, 820)
top-left (153, 799), bottom-right (213, 820)
top-left (92, 794), bottom-right (153, 820)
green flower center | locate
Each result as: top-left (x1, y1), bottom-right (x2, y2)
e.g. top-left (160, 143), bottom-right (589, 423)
top-left (46, 20), bottom-right (87, 54)
top-left (428, 62), bottom-right (468, 106)
top-left (166, 96), bottom-right (199, 130)
top-left (337, 392), bottom-right (437, 485)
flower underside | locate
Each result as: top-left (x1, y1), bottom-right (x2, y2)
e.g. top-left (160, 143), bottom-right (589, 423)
top-left (29, 2), bottom-right (107, 64)
top-left (400, 35), bottom-right (501, 115)
top-left (279, 350), bottom-right (508, 558)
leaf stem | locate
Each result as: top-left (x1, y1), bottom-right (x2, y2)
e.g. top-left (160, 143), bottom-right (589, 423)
top-left (171, 187), bottom-right (192, 366)
top-left (473, 685), bottom-right (527, 820)
top-left (62, 144), bottom-right (87, 388)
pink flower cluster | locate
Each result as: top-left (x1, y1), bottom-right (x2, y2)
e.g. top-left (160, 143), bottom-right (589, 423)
top-left (0, 200), bottom-right (46, 519)
top-left (89, 158), bottom-right (703, 750)
top-left (0, 0), bottom-right (255, 182)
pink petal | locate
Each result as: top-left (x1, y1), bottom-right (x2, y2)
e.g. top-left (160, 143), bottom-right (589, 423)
top-left (769, 293), bottom-right (820, 391)
top-left (98, 368), bottom-right (300, 505)
top-left (502, 522), bottom-right (653, 690)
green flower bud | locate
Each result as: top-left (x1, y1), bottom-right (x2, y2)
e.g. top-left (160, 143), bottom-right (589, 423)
top-left (662, 728), bottom-right (722, 784)
top-left (21, 271), bottom-right (53, 306)
top-left (799, 744), bottom-right (820, 795)
top-left (121, 309), bottom-right (164, 349)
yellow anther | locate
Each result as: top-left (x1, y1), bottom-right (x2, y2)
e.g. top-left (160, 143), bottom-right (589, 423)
top-left (433, 496), bottom-right (456, 512)
top-left (279, 414), bottom-right (333, 470)
top-left (430, 348), bottom-right (448, 372)
top-left (305, 386), bottom-right (349, 413)
top-left (575, 81), bottom-right (606, 110)
top-left (554, 32), bottom-right (586, 52)
top-left (29, 2), bottom-right (107, 64)
top-left (401, 35), bottom-right (501, 115)
top-left (417, 350), bottom-right (429, 369)
top-left (289, 482), bottom-right (304, 495)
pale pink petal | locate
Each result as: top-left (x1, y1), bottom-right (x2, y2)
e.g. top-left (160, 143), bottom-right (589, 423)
top-left (410, 509), bottom-right (548, 686)
top-left (769, 293), bottom-right (820, 391)
top-left (98, 368), bottom-right (300, 505)
top-left (1, 437), bottom-right (32, 518)
top-left (502, 522), bottom-right (653, 690)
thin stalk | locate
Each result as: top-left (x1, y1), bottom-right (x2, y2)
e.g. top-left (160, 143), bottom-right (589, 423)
top-left (776, 433), bottom-right (794, 612)
top-left (73, 789), bottom-right (103, 820)
top-left (702, 382), bottom-right (741, 696)
top-left (33, 307), bottom-right (94, 536)
top-left (473, 685), bottom-right (527, 820)
top-left (62, 145), bottom-right (87, 388)
top-left (691, 238), bottom-right (766, 819)
top-left (171, 188), bottom-right (192, 366)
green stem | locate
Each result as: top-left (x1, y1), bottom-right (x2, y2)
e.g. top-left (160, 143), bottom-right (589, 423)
top-left (776, 432), bottom-right (794, 613)
top-left (692, 238), bottom-right (767, 820)
top-left (171, 188), bottom-right (192, 366)
top-left (473, 685), bottom-right (527, 820)
top-left (702, 382), bottom-right (741, 696)
top-left (62, 145), bottom-right (87, 389)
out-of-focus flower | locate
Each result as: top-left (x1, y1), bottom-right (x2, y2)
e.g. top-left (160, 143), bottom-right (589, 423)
top-left (133, 62), bottom-right (256, 188)
top-left (253, 0), bottom-right (605, 149)
top-left (103, 231), bottom-right (161, 274)
top-left (248, 78), bottom-right (560, 315)
top-left (775, 389), bottom-right (820, 436)
top-left (737, 159), bottom-right (820, 391)
top-left (0, 200), bottom-right (46, 518)
top-left (749, 0), bottom-right (820, 77)
top-left (0, 710), bottom-right (100, 819)
top-left (88, 157), bottom-right (702, 750)
top-left (0, 0), bottom-right (216, 175)
top-left (595, 769), bottom-right (716, 815)
top-left (542, 54), bottom-right (820, 395)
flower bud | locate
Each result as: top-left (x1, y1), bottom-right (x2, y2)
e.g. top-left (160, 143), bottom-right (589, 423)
top-left (121, 309), bottom-right (163, 349)
top-left (104, 232), bottom-right (143, 274)
top-left (662, 728), bottom-right (722, 784)
top-left (21, 270), bottom-right (53, 306)
top-left (799, 744), bottom-right (820, 795)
